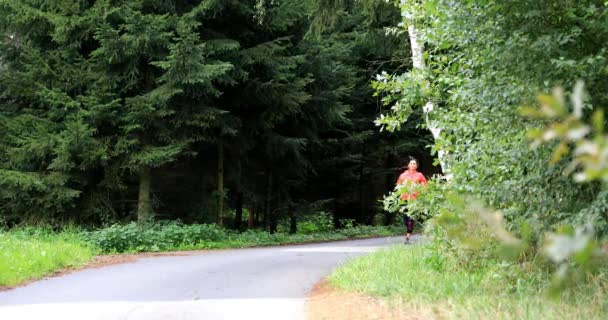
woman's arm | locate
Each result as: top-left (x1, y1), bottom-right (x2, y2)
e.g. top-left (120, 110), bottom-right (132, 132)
top-left (419, 173), bottom-right (428, 185)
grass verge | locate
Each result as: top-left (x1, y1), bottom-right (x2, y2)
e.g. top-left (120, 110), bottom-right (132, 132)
top-left (0, 229), bottom-right (94, 287)
top-left (329, 243), bottom-right (608, 320)
top-left (1, 224), bottom-right (402, 287)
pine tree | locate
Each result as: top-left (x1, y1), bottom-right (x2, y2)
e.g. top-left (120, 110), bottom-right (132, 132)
top-left (0, 1), bottom-right (236, 223)
top-left (0, 1), bottom-right (106, 223)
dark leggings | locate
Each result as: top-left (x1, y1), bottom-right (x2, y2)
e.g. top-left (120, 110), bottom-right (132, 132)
top-left (403, 214), bottom-right (414, 233)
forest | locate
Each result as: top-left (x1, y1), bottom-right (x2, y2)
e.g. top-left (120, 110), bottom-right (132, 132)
top-left (2, 1), bottom-right (608, 317)
top-left (0, 0), bottom-right (441, 230)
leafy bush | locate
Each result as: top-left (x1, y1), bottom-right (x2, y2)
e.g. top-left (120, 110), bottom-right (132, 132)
top-left (232, 230), bottom-right (290, 246)
top-left (85, 222), bottom-right (228, 253)
top-left (339, 218), bottom-right (356, 229)
top-left (298, 212), bottom-right (334, 234)
top-left (84, 221), bottom-right (402, 253)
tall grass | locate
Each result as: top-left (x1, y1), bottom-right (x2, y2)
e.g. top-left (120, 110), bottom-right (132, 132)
top-left (329, 244), bottom-right (608, 319)
top-left (0, 228), bottom-right (94, 286)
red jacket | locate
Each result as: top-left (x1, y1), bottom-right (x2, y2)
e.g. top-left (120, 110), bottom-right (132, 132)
top-left (396, 169), bottom-right (427, 201)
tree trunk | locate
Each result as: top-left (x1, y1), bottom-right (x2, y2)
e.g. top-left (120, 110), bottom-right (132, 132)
top-left (248, 205), bottom-right (255, 228)
top-left (253, 203), bottom-right (259, 228)
top-left (233, 159), bottom-right (243, 230)
top-left (137, 166), bottom-right (153, 222)
top-left (269, 214), bottom-right (277, 234)
top-left (264, 172), bottom-right (273, 231)
top-left (358, 150), bottom-right (366, 223)
top-left (234, 192), bottom-right (243, 230)
top-left (289, 207), bottom-right (297, 234)
top-left (408, 25), bottom-right (450, 179)
top-left (217, 138), bottom-right (224, 226)
top-left (332, 202), bottom-right (339, 229)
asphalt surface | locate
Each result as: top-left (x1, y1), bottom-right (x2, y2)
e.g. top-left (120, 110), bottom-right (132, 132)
top-left (0, 236), bottom-right (411, 320)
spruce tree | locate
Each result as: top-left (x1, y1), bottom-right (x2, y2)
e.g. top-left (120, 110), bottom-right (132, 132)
top-left (190, 0), bottom-right (314, 229)
top-left (0, 1), bottom-right (235, 223)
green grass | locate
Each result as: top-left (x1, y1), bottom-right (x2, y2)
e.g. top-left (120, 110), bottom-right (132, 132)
top-left (0, 229), bottom-right (94, 286)
top-left (329, 243), bottom-right (608, 319)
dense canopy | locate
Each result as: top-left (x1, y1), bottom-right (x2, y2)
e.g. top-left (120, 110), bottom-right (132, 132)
top-left (0, 0), bottom-right (438, 229)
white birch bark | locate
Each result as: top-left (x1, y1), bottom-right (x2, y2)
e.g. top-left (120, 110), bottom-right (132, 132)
top-left (407, 25), bottom-right (451, 180)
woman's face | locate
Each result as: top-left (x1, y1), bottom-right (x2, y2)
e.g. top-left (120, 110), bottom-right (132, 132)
top-left (408, 160), bottom-right (418, 170)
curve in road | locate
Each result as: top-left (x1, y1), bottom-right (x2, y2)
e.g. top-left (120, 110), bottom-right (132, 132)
top-left (0, 236), bottom-right (410, 320)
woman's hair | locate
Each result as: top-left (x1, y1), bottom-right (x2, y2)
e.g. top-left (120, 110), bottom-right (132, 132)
top-left (408, 157), bottom-right (419, 167)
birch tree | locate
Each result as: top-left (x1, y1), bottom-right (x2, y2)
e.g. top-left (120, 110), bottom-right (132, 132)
top-left (373, 1), bottom-right (450, 177)
top-left (406, 24), bottom-right (449, 177)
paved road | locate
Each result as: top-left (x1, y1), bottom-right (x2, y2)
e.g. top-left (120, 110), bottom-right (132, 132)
top-left (0, 236), bottom-right (410, 320)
